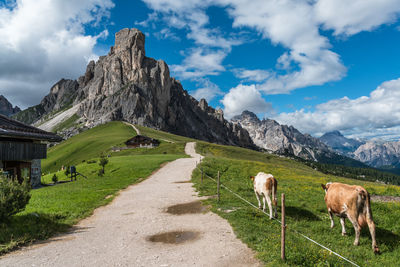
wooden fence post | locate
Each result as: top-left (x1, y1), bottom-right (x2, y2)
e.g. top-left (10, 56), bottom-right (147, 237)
top-left (217, 171), bottom-right (220, 202)
top-left (201, 167), bottom-right (204, 185)
top-left (281, 193), bottom-right (286, 261)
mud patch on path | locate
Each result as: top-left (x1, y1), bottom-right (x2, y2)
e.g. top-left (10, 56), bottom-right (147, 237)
top-left (371, 195), bottom-right (400, 203)
top-left (166, 201), bottom-right (209, 215)
top-left (173, 180), bottom-right (191, 183)
top-left (147, 231), bottom-right (199, 244)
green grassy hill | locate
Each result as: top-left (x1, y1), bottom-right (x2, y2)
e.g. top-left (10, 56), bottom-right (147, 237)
top-left (1, 121), bottom-right (188, 254)
top-left (192, 141), bottom-right (400, 266)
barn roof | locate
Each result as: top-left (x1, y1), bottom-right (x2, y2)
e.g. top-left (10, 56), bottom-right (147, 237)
top-left (0, 114), bottom-right (62, 142)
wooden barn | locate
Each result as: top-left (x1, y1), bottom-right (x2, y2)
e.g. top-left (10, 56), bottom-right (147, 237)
top-left (125, 135), bottom-right (160, 148)
top-left (0, 114), bottom-right (62, 188)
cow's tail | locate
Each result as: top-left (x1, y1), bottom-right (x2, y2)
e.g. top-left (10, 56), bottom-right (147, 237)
top-left (356, 189), bottom-right (372, 227)
top-left (358, 189), bottom-right (379, 253)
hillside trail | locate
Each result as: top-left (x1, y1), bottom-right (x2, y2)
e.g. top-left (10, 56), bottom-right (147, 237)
top-left (0, 142), bottom-right (260, 267)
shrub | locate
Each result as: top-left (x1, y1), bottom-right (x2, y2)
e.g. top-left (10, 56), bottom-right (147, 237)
top-left (52, 174), bottom-right (58, 184)
top-left (98, 169), bottom-right (104, 177)
top-left (99, 154), bottom-right (109, 174)
top-left (64, 166), bottom-right (70, 178)
top-left (0, 172), bottom-right (31, 221)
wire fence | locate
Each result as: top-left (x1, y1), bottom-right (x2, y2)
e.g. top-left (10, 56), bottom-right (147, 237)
top-left (195, 165), bottom-right (361, 267)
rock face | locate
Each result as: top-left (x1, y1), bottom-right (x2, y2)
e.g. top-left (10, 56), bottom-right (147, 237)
top-left (232, 110), bottom-right (331, 161)
top-left (0, 95), bottom-right (20, 116)
top-left (320, 131), bottom-right (364, 156)
top-left (354, 141), bottom-right (400, 167)
top-left (14, 28), bottom-right (254, 148)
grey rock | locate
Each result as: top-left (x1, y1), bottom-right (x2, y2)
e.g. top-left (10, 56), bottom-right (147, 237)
top-left (353, 141), bottom-right (400, 167)
top-left (0, 95), bottom-right (21, 117)
top-left (14, 28), bottom-right (254, 148)
top-left (232, 110), bottom-right (332, 161)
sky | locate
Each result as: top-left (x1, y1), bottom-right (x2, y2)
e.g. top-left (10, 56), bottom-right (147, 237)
top-left (1, 0), bottom-right (400, 140)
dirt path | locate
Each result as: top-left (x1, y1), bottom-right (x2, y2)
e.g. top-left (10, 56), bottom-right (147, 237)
top-left (0, 143), bottom-right (260, 267)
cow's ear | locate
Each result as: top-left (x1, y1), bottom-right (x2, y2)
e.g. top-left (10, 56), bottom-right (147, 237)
top-left (321, 184), bottom-right (326, 190)
top-left (250, 176), bottom-right (255, 181)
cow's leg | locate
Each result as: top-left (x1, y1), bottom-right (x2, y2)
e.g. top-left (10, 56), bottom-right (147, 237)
top-left (340, 217), bottom-right (347, 236)
top-left (347, 213), bottom-right (360, 246)
top-left (262, 195), bottom-right (266, 211)
top-left (328, 209), bottom-right (335, 228)
top-left (366, 217), bottom-right (378, 252)
top-left (264, 192), bottom-right (273, 219)
top-left (365, 208), bottom-right (379, 253)
top-left (254, 190), bottom-right (261, 209)
top-left (273, 195), bottom-right (278, 218)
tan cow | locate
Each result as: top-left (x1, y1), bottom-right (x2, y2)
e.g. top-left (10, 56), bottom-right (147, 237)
top-left (251, 172), bottom-right (277, 219)
top-left (321, 182), bottom-right (379, 253)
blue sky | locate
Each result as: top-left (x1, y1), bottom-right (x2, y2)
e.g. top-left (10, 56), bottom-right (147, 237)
top-left (1, 0), bottom-right (400, 140)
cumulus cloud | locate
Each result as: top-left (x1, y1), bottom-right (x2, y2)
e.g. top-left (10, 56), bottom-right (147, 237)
top-left (221, 84), bottom-right (272, 118)
top-left (140, 0), bottom-right (242, 82)
top-left (142, 0), bottom-right (400, 97)
top-left (274, 78), bottom-right (400, 138)
top-left (0, 0), bottom-right (114, 108)
top-left (171, 48), bottom-right (227, 79)
top-left (315, 0), bottom-right (400, 36)
top-left (233, 68), bottom-right (270, 82)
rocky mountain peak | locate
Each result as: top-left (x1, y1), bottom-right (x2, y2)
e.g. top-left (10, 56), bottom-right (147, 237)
top-left (0, 95), bottom-right (21, 117)
top-left (113, 28), bottom-right (145, 55)
top-left (320, 130), bottom-right (364, 156)
top-left (326, 130), bottom-right (343, 137)
top-left (14, 28), bottom-right (254, 149)
top-left (232, 110), bottom-right (260, 123)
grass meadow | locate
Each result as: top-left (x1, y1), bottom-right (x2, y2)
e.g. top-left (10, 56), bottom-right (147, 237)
top-left (192, 142), bottom-right (400, 266)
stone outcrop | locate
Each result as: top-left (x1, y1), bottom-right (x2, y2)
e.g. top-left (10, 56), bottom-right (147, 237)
top-left (0, 95), bottom-right (20, 117)
top-left (14, 28), bottom-right (254, 148)
top-left (353, 141), bottom-right (400, 167)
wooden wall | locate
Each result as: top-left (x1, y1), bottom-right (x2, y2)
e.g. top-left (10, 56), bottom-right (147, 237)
top-left (0, 141), bottom-right (47, 160)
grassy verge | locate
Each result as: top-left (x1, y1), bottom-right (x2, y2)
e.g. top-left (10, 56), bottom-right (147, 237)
top-left (42, 121), bottom-right (136, 173)
top-left (192, 142), bottom-right (400, 266)
top-left (0, 154), bottom-right (181, 254)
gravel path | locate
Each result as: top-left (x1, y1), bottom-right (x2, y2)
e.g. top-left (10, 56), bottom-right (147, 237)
top-left (0, 142), bottom-right (260, 267)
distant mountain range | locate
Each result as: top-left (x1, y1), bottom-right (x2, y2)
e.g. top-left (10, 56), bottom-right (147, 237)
top-left (231, 111), bottom-right (365, 167)
top-left (319, 130), bottom-right (400, 170)
top-left (320, 130), bottom-right (364, 156)
top-left (0, 95), bottom-right (20, 117)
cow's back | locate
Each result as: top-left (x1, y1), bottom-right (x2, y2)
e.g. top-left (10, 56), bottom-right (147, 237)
top-left (254, 172), bottom-right (274, 194)
top-left (325, 183), bottom-right (365, 214)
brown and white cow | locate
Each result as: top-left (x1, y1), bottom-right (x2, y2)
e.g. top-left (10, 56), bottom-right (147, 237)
top-left (321, 182), bottom-right (379, 253)
top-left (251, 172), bottom-right (277, 219)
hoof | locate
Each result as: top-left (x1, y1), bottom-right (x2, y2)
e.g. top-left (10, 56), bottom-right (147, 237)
top-left (342, 232), bottom-right (347, 236)
top-left (374, 247), bottom-right (380, 254)
top-left (354, 241), bottom-right (359, 246)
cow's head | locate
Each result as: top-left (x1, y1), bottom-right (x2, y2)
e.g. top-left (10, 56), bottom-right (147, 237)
top-left (321, 182), bottom-right (332, 194)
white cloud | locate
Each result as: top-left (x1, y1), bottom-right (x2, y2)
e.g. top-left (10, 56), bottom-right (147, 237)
top-left (171, 48), bottom-right (226, 79)
top-left (233, 68), bottom-right (270, 82)
top-left (0, 0), bottom-right (114, 108)
top-left (274, 78), bottom-right (400, 138)
top-left (141, 0), bottom-right (242, 82)
top-left (221, 84), bottom-right (272, 118)
top-left (190, 80), bottom-right (223, 102)
top-left (142, 0), bottom-right (400, 96)
top-left (315, 0), bottom-right (400, 36)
